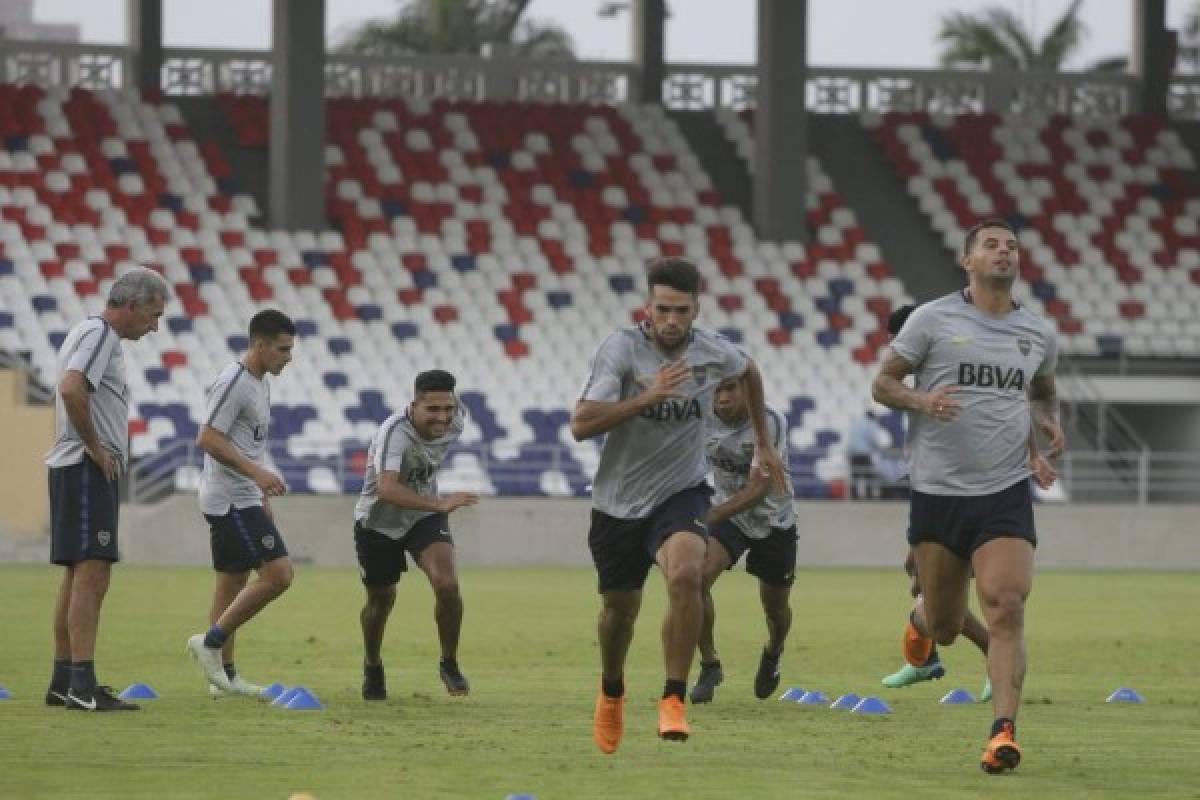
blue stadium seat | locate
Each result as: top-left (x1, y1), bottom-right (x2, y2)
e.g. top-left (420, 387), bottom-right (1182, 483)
top-left (0, 311), bottom-right (13, 328)
top-left (412, 270), bottom-right (438, 289)
top-left (778, 311), bottom-right (804, 330)
top-left (328, 337), bottom-right (353, 356)
top-left (188, 263), bottom-right (215, 283)
top-left (145, 367), bottom-right (171, 386)
top-left (546, 290), bottom-right (572, 309)
top-left (459, 392), bottom-right (505, 441)
top-left (815, 430), bottom-right (841, 448)
top-left (167, 316), bottom-right (193, 334)
top-left (158, 192), bottom-right (184, 212)
top-left (109, 157), bottom-right (137, 174)
top-left (0, 259), bottom-right (14, 276)
top-left (816, 329), bottom-right (841, 347)
top-left (47, 331), bottom-right (66, 349)
top-left (1097, 335), bottom-right (1123, 357)
top-left (828, 278), bottom-right (855, 298)
top-left (356, 304), bottom-right (383, 322)
top-left (493, 324), bottom-right (520, 342)
top-left (302, 251), bottom-right (328, 267)
top-left (391, 322), bottom-right (419, 340)
top-left (814, 296), bottom-right (839, 314)
top-left (451, 254), bottom-right (476, 272)
top-left (32, 295), bottom-right (57, 313)
top-left (381, 198), bottom-right (409, 218)
top-left (609, 275), bottom-right (635, 294)
top-left (227, 334), bottom-right (249, 353)
top-left (323, 371), bottom-right (349, 390)
top-left (295, 319), bottom-right (318, 337)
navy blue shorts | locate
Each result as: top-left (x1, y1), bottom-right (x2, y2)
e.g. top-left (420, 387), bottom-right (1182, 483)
top-left (908, 478), bottom-right (1036, 561)
top-left (710, 521), bottom-right (798, 588)
top-left (204, 506), bottom-right (289, 573)
top-left (588, 483), bottom-right (712, 593)
top-left (354, 513), bottom-right (453, 587)
top-left (49, 459), bottom-right (120, 566)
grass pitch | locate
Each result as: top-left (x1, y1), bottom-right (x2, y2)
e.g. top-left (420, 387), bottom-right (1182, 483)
top-left (0, 565), bottom-right (1197, 799)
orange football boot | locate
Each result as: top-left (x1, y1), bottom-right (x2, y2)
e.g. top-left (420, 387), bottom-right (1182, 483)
top-left (903, 619), bottom-right (934, 667)
top-left (980, 721), bottom-right (1022, 774)
top-left (657, 696), bottom-right (690, 742)
top-left (593, 690), bottom-right (625, 754)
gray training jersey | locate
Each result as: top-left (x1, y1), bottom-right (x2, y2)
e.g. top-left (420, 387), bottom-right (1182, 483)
top-left (45, 317), bottom-right (130, 469)
top-left (354, 406), bottom-right (466, 539)
top-left (706, 405), bottom-right (796, 540)
top-left (581, 324), bottom-right (748, 518)
top-left (889, 290), bottom-right (1058, 496)
top-left (198, 362), bottom-right (271, 515)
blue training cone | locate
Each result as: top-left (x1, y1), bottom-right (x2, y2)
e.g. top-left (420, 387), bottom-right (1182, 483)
top-left (798, 690), bottom-right (829, 706)
top-left (119, 683), bottom-right (159, 700)
top-left (779, 687), bottom-right (807, 702)
top-left (272, 687), bottom-right (301, 707)
top-left (830, 693), bottom-right (861, 710)
top-left (940, 688), bottom-right (976, 705)
top-left (0, 685), bottom-right (12, 700)
top-left (283, 688), bottom-right (324, 711)
top-left (851, 696), bottom-right (893, 715)
top-left (1106, 687), bottom-right (1145, 704)
top-left (260, 682), bottom-right (285, 702)
top-left (505, 795), bottom-right (537, 800)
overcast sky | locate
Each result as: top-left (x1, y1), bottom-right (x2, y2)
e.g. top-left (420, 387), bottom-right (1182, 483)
top-left (26, 0), bottom-right (1195, 69)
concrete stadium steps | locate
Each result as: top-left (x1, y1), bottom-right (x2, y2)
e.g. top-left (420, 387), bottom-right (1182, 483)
top-left (808, 114), bottom-right (961, 303)
top-left (669, 110), bottom-right (751, 218)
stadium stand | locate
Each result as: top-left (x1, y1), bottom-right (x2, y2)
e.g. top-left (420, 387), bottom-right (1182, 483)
top-left (1, 84), bottom-right (916, 499)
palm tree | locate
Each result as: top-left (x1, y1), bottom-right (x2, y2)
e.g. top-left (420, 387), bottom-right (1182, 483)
top-left (937, 0), bottom-right (1116, 72)
top-left (336, 0), bottom-right (576, 59)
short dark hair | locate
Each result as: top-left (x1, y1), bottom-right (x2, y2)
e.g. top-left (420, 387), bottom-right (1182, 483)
top-left (414, 369), bottom-right (456, 397)
top-left (886, 303), bottom-right (919, 336)
top-left (646, 257), bottom-right (700, 296)
top-left (248, 309), bottom-right (296, 340)
top-left (962, 218), bottom-right (1016, 258)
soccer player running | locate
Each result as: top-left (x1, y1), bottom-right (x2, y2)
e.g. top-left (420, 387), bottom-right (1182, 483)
top-left (571, 257), bottom-right (786, 753)
top-left (880, 304), bottom-right (1057, 703)
top-left (186, 310), bottom-right (297, 694)
top-left (872, 219), bottom-right (1064, 774)
top-left (354, 370), bottom-right (478, 700)
top-left (690, 378), bottom-right (796, 704)
top-left (45, 268), bottom-right (167, 711)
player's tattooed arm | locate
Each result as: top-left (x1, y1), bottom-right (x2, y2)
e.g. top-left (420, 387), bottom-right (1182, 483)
top-left (871, 351), bottom-right (922, 412)
top-left (569, 360), bottom-right (689, 440)
top-left (1029, 373), bottom-right (1064, 458)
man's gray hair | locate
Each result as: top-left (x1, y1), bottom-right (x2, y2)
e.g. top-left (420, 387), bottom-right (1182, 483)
top-left (107, 267), bottom-right (169, 308)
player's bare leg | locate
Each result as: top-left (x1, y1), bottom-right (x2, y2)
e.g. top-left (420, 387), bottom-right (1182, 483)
top-left (417, 542), bottom-right (468, 695)
top-left (912, 542), bottom-right (972, 647)
top-left (690, 542), bottom-right (730, 703)
top-left (214, 558), bottom-right (293, 634)
top-left (594, 589), bottom-right (641, 753)
top-left (755, 581), bottom-right (791, 698)
top-left (974, 536), bottom-right (1033, 772)
top-left (210, 571), bottom-right (249, 667)
top-left (360, 583), bottom-right (395, 700)
top-left (66, 559), bottom-right (111, 664)
top-left (655, 531), bottom-right (706, 740)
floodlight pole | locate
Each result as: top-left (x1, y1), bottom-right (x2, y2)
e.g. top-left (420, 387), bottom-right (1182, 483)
top-left (1132, 0), bottom-right (1171, 115)
top-left (632, 0), bottom-right (666, 103)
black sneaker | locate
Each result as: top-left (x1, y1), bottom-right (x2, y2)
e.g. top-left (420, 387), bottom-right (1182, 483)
top-left (65, 685), bottom-right (140, 711)
top-left (689, 661), bottom-right (724, 704)
top-left (45, 688), bottom-right (68, 707)
top-left (362, 662), bottom-right (387, 701)
top-left (754, 648), bottom-right (783, 699)
top-left (439, 659), bottom-right (470, 696)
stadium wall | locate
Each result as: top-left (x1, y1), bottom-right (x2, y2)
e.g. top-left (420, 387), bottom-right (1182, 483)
top-left (114, 495), bottom-right (1200, 570)
top-left (0, 369), bottom-right (53, 537)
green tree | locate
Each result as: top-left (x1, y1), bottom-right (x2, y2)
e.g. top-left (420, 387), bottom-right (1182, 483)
top-left (337, 0), bottom-right (576, 59)
top-left (936, 0), bottom-right (1120, 72)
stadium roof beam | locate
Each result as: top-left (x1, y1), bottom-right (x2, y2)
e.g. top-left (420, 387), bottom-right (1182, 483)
top-left (127, 0), bottom-right (162, 93)
top-left (754, 0), bottom-right (808, 243)
top-left (1133, 0), bottom-right (1170, 115)
top-left (270, 0), bottom-right (326, 232)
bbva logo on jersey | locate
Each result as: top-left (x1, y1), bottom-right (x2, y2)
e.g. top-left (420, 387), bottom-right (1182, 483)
top-left (957, 363), bottom-right (1026, 391)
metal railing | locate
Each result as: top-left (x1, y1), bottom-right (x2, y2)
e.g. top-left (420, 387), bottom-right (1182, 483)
top-left (0, 39), bottom-right (1168, 116)
top-left (0, 349), bottom-right (54, 405)
top-left (125, 437), bottom-right (1200, 505)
